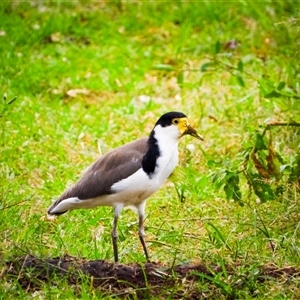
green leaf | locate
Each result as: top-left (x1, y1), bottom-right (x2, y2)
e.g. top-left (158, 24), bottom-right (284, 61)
top-left (277, 81), bottom-right (286, 91)
top-left (201, 62), bottom-right (213, 72)
top-left (288, 152), bottom-right (300, 184)
top-left (237, 60), bottom-right (243, 72)
top-left (280, 164), bottom-right (290, 173)
top-left (266, 144), bottom-right (281, 181)
top-left (215, 40), bottom-right (221, 54)
top-left (255, 132), bottom-right (267, 150)
top-left (196, 175), bottom-right (208, 190)
top-left (224, 171), bottom-right (242, 203)
top-left (236, 75), bottom-right (245, 87)
top-left (152, 64), bottom-right (174, 71)
top-left (211, 169), bottom-right (226, 189)
top-left (248, 173), bottom-right (275, 202)
top-left (258, 78), bottom-right (276, 96)
top-left (264, 90), bottom-right (281, 98)
top-left (207, 159), bottom-right (216, 167)
top-left (177, 71), bottom-right (184, 85)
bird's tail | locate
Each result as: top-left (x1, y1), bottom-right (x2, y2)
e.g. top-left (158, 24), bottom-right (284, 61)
top-left (47, 199), bottom-right (68, 220)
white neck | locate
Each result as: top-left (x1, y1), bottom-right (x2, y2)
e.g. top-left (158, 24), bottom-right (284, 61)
top-left (152, 125), bottom-right (180, 180)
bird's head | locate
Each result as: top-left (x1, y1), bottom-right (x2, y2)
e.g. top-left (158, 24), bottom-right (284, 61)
top-left (154, 112), bottom-right (203, 141)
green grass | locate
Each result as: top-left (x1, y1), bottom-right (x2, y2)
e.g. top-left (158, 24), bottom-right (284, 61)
top-left (1, 0), bottom-right (300, 298)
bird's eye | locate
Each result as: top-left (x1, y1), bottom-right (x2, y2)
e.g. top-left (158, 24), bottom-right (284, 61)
top-left (172, 118), bottom-right (179, 125)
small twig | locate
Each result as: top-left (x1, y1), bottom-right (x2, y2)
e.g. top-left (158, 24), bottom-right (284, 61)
top-left (216, 59), bottom-right (259, 80)
top-left (6, 96), bottom-right (18, 105)
top-left (266, 122), bottom-right (300, 127)
top-left (0, 192), bottom-right (36, 211)
top-left (259, 121), bottom-right (300, 139)
top-left (255, 209), bottom-right (275, 253)
top-left (16, 254), bottom-right (29, 282)
top-left (0, 95), bottom-right (18, 118)
top-left (0, 199), bottom-right (32, 211)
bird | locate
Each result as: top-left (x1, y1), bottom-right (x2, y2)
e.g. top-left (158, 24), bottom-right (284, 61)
top-left (47, 111), bottom-right (203, 262)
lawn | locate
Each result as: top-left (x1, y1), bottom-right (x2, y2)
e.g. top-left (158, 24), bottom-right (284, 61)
top-left (1, 1), bottom-right (300, 299)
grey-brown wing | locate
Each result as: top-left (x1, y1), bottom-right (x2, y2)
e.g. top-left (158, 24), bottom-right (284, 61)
top-left (56, 137), bottom-right (148, 202)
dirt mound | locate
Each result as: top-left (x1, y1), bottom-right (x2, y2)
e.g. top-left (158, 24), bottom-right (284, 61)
top-left (2, 255), bottom-right (299, 298)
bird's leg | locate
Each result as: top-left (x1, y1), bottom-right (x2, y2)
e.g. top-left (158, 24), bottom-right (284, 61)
top-left (139, 214), bottom-right (150, 262)
top-left (138, 202), bottom-right (150, 262)
top-left (111, 204), bottom-right (123, 263)
top-left (111, 215), bottom-right (119, 262)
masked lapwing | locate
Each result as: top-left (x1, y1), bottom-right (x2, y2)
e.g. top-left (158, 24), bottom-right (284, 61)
top-left (47, 111), bottom-right (203, 262)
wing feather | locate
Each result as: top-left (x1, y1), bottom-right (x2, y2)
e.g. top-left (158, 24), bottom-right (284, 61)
top-left (49, 137), bottom-right (148, 207)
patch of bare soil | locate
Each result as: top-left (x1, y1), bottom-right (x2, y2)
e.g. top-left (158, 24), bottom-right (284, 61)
top-left (2, 255), bottom-right (299, 298)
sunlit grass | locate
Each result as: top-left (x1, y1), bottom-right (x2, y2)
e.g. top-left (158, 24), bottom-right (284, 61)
top-left (1, 1), bottom-right (300, 298)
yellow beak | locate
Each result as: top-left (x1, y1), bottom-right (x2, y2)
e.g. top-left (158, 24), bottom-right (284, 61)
top-left (184, 125), bottom-right (204, 141)
top-left (178, 118), bottom-right (203, 141)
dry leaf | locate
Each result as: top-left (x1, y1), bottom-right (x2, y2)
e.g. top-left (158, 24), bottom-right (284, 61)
top-left (50, 32), bottom-right (62, 43)
top-left (66, 89), bottom-right (90, 98)
top-left (251, 152), bottom-right (270, 179)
